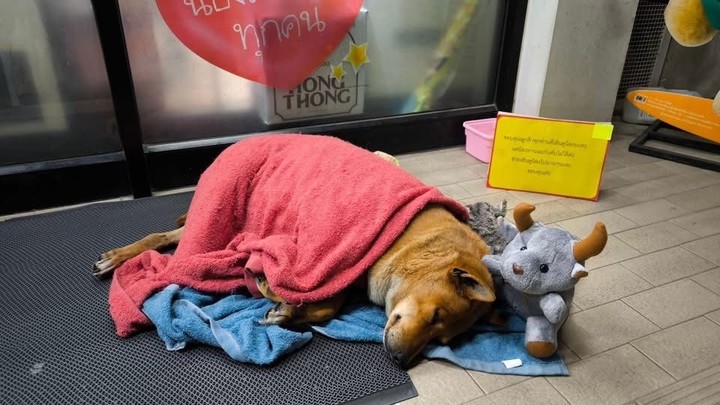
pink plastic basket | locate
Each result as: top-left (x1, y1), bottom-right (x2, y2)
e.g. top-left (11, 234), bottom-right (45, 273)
top-left (463, 118), bottom-right (497, 163)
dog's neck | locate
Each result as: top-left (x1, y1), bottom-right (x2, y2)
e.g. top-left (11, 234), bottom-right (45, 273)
top-left (366, 269), bottom-right (401, 312)
top-left (366, 206), bottom-right (463, 314)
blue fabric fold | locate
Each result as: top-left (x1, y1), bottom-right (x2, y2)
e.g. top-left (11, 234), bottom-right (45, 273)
top-left (142, 285), bottom-right (312, 365)
top-left (422, 309), bottom-right (568, 376)
top-left (142, 285), bottom-right (568, 375)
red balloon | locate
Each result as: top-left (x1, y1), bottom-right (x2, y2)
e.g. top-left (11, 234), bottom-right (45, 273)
top-left (156, 0), bottom-right (363, 90)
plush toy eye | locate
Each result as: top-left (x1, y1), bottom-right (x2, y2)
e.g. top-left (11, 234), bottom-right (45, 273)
top-left (520, 246), bottom-right (527, 251)
top-left (540, 264), bottom-right (549, 273)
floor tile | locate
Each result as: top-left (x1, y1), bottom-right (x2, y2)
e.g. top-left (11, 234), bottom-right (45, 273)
top-left (613, 149), bottom-right (661, 167)
top-left (560, 189), bottom-right (639, 215)
top-left (615, 178), bottom-right (672, 201)
top-left (521, 200), bottom-right (581, 223)
top-left (693, 268), bottom-right (720, 295)
top-left (653, 159), bottom-right (698, 174)
top-left (671, 207), bottom-right (720, 237)
top-left (403, 360), bottom-right (484, 404)
top-left (466, 163), bottom-right (490, 178)
top-left (416, 166), bottom-right (479, 187)
top-left (683, 235), bottom-right (720, 266)
top-left (666, 184), bottom-right (720, 212)
top-left (603, 156), bottom-right (627, 172)
top-left (467, 378), bottom-right (568, 405)
top-left (634, 364), bottom-right (720, 405)
top-left (560, 301), bottom-right (659, 358)
top-left (557, 340), bottom-right (580, 365)
top-left (708, 309), bottom-right (720, 325)
top-left (397, 147), bottom-right (465, 163)
top-left (621, 246), bottom-right (717, 286)
top-left (609, 162), bottom-right (678, 185)
top-left (506, 190), bottom-right (560, 204)
top-left (572, 264), bottom-right (652, 310)
top-left (457, 179), bottom-right (500, 197)
top-left (599, 171), bottom-right (633, 190)
top-left (589, 235), bottom-right (642, 268)
top-left (615, 221), bottom-right (698, 253)
top-left (557, 211), bottom-right (637, 238)
top-left (623, 279), bottom-right (720, 328)
top-left (437, 184), bottom-right (473, 200)
top-left (657, 171), bottom-right (720, 196)
top-left (615, 199), bottom-right (688, 226)
top-left (548, 345), bottom-right (674, 405)
top-left (615, 170), bottom-right (720, 203)
top-left (633, 317), bottom-right (720, 379)
top-left (467, 371), bottom-right (530, 395)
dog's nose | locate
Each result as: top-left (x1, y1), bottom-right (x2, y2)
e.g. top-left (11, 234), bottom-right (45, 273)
top-left (390, 351), bottom-right (404, 366)
top-left (513, 264), bottom-right (524, 275)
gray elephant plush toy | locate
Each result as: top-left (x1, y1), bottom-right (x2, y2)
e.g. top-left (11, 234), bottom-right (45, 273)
top-left (482, 203), bottom-right (608, 358)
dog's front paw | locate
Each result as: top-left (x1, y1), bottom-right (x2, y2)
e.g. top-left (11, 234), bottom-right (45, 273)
top-left (92, 250), bottom-right (126, 279)
top-left (260, 302), bottom-right (294, 325)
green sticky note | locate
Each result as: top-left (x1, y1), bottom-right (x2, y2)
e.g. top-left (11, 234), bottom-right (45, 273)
top-left (592, 123), bottom-right (613, 141)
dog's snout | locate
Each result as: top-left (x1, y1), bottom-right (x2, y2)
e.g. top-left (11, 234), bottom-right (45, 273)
top-left (389, 350), bottom-right (405, 366)
top-left (512, 263), bottom-right (524, 275)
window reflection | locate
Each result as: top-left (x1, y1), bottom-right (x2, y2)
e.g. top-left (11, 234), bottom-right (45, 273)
top-left (119, 0), bottom-right (505, 144)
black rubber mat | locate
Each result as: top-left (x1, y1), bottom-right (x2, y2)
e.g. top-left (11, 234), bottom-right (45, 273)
top-left (0, 193), bottom-right (416, 404)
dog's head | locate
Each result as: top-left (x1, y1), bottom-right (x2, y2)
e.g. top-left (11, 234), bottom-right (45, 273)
top-left (382, 229), bottom-right (495, 367)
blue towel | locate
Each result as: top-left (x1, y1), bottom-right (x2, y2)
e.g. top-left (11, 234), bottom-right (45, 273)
top-left (142, 286), bottom-right (568, 375)
top-left (421, 310), bottom-right (569, 376)
top-left (311, 301), bottom-right (568, 376)
top-left (142, 285), bottom-right (311, 365)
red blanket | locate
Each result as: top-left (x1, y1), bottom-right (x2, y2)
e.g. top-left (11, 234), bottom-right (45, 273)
top-left (109, 134), bottom-right (468, 337)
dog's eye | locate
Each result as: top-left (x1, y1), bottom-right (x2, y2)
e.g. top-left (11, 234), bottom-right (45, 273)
top-left (539, 264), bottom-right (549, 273)
top-left (520, 246), bottom-right (527, 251)
top-left (430, 308), bottom-right (441, 325)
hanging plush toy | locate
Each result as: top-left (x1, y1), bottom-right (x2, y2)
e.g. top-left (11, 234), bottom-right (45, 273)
top-left (482, 203), bottom-right (608, 358)
top-left (664, 0), bottom-right (720, 115)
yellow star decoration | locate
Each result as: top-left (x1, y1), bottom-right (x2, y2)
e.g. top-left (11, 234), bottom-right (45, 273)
top-left (342, 42), bottom-right (369, 73)
top-left (330, 63), bottom-right (345, 81)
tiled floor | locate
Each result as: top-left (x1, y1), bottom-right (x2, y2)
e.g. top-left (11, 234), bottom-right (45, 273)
top-left (395, 122), bottom-right (720, 404)
top-left (2, 122), bottom-right (719, 404)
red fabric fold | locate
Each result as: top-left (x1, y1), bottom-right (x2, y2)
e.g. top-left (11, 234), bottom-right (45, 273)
top-left (108, 134), bottom-right (468, 337)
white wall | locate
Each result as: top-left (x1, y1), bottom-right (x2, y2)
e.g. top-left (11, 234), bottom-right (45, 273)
top-left (513, 0), bottom-right (639, 122)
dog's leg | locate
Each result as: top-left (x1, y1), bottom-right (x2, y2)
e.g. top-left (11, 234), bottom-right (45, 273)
top-left (175, 213), bottom-right (187, 228)
top-left (255, 275), bottom-right (345, 324)
top-left (261, 295), bottom-right (346, 325)
top-left (92, 225), bottom-right (184, 279)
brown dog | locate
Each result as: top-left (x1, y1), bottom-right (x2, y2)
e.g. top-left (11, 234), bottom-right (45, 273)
top-left (94, 170), bottom-right (495, 368)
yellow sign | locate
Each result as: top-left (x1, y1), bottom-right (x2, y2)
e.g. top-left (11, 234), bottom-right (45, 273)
top-left (627, 89), bottom-right (720, 143)
top-left (487, 113), bottom-right (611, 201)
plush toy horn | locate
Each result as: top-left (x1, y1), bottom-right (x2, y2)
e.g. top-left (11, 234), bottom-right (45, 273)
top-left (513, 203), bottom-right (536, 232)
top-left (573, 222), bottom-right (608, 261)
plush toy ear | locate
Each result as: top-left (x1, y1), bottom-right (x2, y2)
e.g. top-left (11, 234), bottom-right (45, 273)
top-left (571, 263), bottom-right (589, 280)
top-left (482, 255), bottom-right (503, 276)
top-left (497, 217), bottom-right (519, 241)
top-left (450, 268), bottom-right (495, 302)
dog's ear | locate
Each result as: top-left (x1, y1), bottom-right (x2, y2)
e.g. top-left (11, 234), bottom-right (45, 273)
top-left (450, 268), bottom-right (495, 302)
